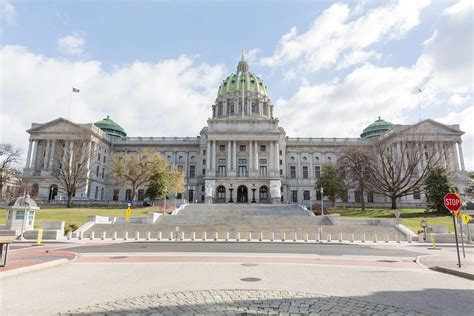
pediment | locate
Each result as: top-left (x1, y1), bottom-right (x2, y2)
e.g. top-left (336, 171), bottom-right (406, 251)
top-left (28, 118), bottom-right (87, 135)
top-left (399, 119), bottom-right (464, 136)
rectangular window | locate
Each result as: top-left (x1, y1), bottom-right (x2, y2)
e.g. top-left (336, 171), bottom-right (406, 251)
top-left (177, 192), bottom-right (182, 199)
top-left (177, 165), bottom-right (184, 172)
top-left (138, 189), bottom-right (145, 201)
top-left (218, 159), bottom-right (226, 165)
top-left (292, 190), bottom-right (298, 203)
top-left (315, 166), bottom-right (321, 179)
top-left (302, 166), bottom-right (308, 179)
top-left (240, 145), bottom-right (246, 152)
top-left (202, 168), bottom-right (206, 175)
top-left (260, 145), bottom-right (266, 152)
top-left (239, 159), bottom-right (247, 165)
top-left (98, 153), bottom-right (101, 161)
top-left (280, 169), bottom-right (283, 175)
top-left (203, 150), bottom-right (206, 155)
top-left (96, 165), bottom-right (99, 177)
top-left (103, 156), bottom-right (106, 163)
top-left (280, 159), bottom-right (282, 165)
top-left (368, 192), bottom-right (374, 203)
top-left (290, 166), bottom-right (296, 178)
top-left (259, 159), bottom-right (267, 165)
top-left (219, 145), bottom-right (225, 152)
top-left (189, 165), bottom-right (196, 178)
top-left (188, 190), bottom-right (194, 202)
top-left (102, 168), bottom-right (105, 179)
top-left (413, 191), bottom-right (421, 200)
top-left (203, 159), bottom-right (206, 166)
top-left (355, 191), bottom-right (361, 203)
top-left (15, 210), bottom-right (25, 220)
top-left (279, 150), bottom-right (282, 155)
top-left (259, 166), bottom-right (267, 176)
top-left (218, 165), bottom-right (226, 176)
top-left (304, 190), bottom-right (310, 200)
top-left (113, 189), bottom-right (119, 201)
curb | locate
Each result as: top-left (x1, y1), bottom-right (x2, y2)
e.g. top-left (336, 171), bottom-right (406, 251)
top-left (0, 259), bottom-right (70, 280)
top-left (428, 266), bottom-right (474, 281)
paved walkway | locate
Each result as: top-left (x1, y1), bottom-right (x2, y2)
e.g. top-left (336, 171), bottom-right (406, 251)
top-left (63, 289), bottom-right (423, 315)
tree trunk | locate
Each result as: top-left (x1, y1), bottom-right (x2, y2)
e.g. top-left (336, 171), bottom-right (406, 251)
top-left (390, 196), bottom-right (397, 210)
top-left (359, 181), bottom-right (365, 211)
top-left (67, 192), bottom-right (73, 208)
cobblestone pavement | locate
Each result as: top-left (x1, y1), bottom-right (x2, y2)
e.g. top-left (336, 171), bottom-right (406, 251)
top-left (63, 289), bottom-right (423, 315)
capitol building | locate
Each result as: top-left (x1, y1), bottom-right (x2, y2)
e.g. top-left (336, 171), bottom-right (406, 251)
top-left (22, 56), bottom-right (469, 207)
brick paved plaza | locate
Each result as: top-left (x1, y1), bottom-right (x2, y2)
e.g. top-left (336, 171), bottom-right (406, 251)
top-left (63, 289), bottom-right (423, 315)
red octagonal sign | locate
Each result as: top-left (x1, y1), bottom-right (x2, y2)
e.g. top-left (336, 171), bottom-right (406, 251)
top-left (444, 193), bottom-right (462, 212)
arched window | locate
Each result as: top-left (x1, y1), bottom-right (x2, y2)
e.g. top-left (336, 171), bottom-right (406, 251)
top-left (216, 185), bottom-right (226, 201)
top-left (259, 186), bottom-right (268, 201)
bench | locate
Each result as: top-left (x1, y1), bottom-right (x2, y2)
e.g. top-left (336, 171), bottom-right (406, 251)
top-left (0, 236), bottom-right (17, 267)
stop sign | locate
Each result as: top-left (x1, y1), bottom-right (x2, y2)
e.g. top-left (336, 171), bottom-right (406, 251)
top-left (444, 193), bottom-right (462, 212)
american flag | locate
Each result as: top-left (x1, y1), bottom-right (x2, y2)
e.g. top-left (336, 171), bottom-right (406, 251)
top-left (72, 87), bottom-right (80, 93)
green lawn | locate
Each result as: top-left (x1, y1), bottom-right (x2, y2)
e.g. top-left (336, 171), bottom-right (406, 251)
top-left (328, 208), bottom-right (454, 234)
top-left (0, 207), bottom-right (156, 230)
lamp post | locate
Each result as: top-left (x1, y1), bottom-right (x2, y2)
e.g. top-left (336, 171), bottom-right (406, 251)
top-left (229, 184), bottom-right (234, 203)
top-left (320, 187), bottom-right (324, 216)
top-left (420, 219), bottom-right (427, 241)
top-left (252, 184), bottom-right (256, 203)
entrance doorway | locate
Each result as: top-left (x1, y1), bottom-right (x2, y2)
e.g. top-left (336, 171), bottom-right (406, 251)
top-left (237, 185), bottom-right (248, 203)
top-left (216, 185), bottom-right (226, 202)
top-left (48, 184), bottom-right (58, 201)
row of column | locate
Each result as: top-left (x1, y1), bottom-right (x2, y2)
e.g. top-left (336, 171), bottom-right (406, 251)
top-left (206, 139), bottom-right (280, 173)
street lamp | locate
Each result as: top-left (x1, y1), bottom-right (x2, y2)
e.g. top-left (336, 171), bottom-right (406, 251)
top-left (229, 184), bottom-right (234, 203)
top-left (252, 184), bottom-right (256, 203)
top-left (320, 187), bottom-right (324, 216)
top-left (420, 219), bottom-right (428, 241)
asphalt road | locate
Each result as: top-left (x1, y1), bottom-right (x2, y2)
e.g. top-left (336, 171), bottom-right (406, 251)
top-left (60, 242), bottom-right (426, 257)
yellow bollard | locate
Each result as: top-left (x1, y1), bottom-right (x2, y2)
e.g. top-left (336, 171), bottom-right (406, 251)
top-left (37, 228), bottom-right (43, 246)
top-left (428, 232), bottom-right (441, 250)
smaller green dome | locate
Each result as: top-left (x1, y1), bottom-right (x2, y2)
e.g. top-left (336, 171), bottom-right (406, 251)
top-left (94, 116), bottom-right (127, 137)
top-left (360, 117), bottom-right (394, 139)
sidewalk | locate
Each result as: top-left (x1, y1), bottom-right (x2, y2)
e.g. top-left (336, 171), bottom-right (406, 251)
top-left (0, 243), bottom-right (76, 279)
top-left (417, 247), bottom-right (474, 280)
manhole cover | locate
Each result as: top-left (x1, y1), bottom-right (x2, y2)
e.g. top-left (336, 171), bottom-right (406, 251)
top-left (240, 277), bottom-right (261, 282)
top-left (110, 256), bottom-right (128, 259)
top-left (241, 263), bottom-right (258, 266)
top-left (377, 260), bottom-right (397, 263)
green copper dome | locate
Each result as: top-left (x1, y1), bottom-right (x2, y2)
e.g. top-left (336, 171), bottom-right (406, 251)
top-left (217, 53), bottom-right (269, 98)
top-left (360, 117), bottom-right (394, 139)
top-left (94, 116), bottom-right (127, 137)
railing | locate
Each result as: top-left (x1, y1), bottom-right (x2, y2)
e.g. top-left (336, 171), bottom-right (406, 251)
top-left (216, 172), bottom-right (227, 177)
top-left (286, 137), bottom-right (366, 146)
top-left (113, 136), bottom-right (200, 145)
top-left (237, 171), bottom-right (249, 177)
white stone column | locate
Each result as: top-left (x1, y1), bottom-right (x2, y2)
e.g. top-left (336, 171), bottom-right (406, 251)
top-left (43, 140), bottom-right (51, 169)
top-left (206, 141), bottom-right (211, 170)
top-left (184, 152), bottom-right (189, 178)
top-left (227, 141), bottom-right (231, 171)
top-left (254, 141), bottom-right (258, 173)
top-left (25, 139), bottom-right (33, 169)
top-left (212, 141), bottom-right (216, 170)
top-left (297, 152), bottom-right (301, 178)
top-left (248, 140), bottom-right (253, 170)
top-left (309, 153), bottom-right (314, 179)
top-left (49, 140), bottom-right (56, 169)
top-left (31, 140), bottom-right (38, 170)
top-left (233, 141), bottom-right (237, 171)
top-left (275, 141), bottom-right (280, 173)
top-left (452, 142), bottom-right (459, 171)
top-left (68, 141), bottom-right (74, 170)
top-left (458, 141), bottom-right (465, 171)
top-left (269, 141), bottom-right (274, 170)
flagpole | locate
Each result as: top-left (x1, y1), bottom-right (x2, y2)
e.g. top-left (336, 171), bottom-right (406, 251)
top-left (416, 88), bottom-right (422, 122)
top-left (68, 89), bottom-right (73, 122)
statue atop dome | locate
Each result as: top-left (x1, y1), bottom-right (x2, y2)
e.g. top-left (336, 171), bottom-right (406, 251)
top-left (237, 48), bottom-right (249, 73)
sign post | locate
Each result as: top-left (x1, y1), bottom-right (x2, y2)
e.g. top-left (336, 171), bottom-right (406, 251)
top-left (125, 200), bottom-right (132, 238)
top-left (444, 193), bottom-right (462, 268)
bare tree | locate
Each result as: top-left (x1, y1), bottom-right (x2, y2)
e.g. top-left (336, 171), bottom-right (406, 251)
top-left (366, 138), bottom-right (442, 209)
top-left (337, 146), bottom-right (373, 211)
top-left (110, 149), bottom-right (170, 202)
top-left (0, 144), bottom-right (22, 199)
top-left (51, 135), bottom-right (93, 207)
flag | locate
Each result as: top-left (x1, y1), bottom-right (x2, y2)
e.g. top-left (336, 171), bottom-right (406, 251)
top-left (72, 87), bottom-right (80, 93)
top-left (417, 87), bottom-right (423, 93)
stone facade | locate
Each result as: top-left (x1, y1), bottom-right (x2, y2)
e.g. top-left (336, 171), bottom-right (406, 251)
top-left (22, 58), bottom-right (469, 207)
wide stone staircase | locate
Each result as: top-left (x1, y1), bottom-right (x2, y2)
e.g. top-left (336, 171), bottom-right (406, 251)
top-left (84, 204), bottom-right (400, 241)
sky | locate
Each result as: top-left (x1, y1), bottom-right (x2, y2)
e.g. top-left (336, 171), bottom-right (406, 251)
top-left (1, 0), bottom-right (473, 169)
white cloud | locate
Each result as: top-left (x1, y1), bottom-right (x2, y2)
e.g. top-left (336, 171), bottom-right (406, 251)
top-left (260, 0), bottom-right (430, 72)
top-left (1, 1), bottom-right (16, 26)
top-left (0, 45), bottom-right (226, 165)
top-left (57, 33), bottom-right (85, 56)
top-left (272, 0), bottom-right (473, 170)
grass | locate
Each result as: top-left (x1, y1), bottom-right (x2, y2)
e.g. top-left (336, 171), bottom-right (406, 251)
top-left (328, 208), bottom-right (454, 233)
top-left (0, 206), bottom-right (167, 230)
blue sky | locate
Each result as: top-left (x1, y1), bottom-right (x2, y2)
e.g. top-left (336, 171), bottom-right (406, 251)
top-left (1, 0), bottom-right (473, 169)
